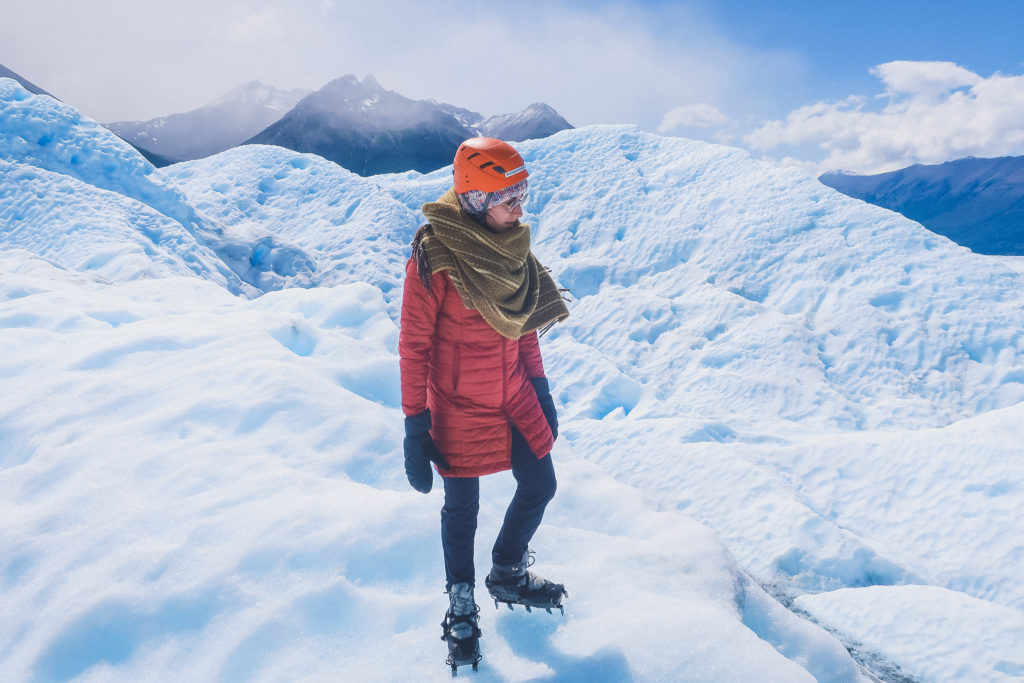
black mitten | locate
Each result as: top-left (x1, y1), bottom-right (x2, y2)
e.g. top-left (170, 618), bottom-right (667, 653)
top-left (403, 410), bottom-right (450, 493)
top-left (530, 377), bottom-right (558, 441)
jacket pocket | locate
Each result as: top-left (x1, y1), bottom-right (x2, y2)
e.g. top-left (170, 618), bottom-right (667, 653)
top-left (452, 342), bottom-right (461, 398)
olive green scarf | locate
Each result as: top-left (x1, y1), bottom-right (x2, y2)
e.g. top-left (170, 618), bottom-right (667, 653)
top-left (413, 189), bottom-right (569, 339)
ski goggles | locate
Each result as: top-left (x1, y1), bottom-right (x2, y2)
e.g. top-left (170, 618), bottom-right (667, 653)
top-left (486, 179), bottom-right (529, 212)
top-left (457, 179), bottom-right (529, 214)
top-left (494, 191), bottom-right (529, 211)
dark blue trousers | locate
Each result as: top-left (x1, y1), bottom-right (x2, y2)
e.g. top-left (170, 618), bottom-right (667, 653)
top-left (441, 427), bottom-right (557, 589)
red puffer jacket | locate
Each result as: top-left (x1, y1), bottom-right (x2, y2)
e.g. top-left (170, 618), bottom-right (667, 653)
top-left (399, 257), bottom-right (554, 477)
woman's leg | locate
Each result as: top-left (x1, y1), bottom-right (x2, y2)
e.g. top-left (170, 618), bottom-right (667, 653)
top-left (491, 427), bottom-right (557, 568)
top-left (442, 475), bottom-right (480, 589)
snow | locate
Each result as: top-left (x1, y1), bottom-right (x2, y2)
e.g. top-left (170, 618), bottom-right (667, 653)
top-left (0, 78), bottom-right (317, 296)
top-left (796, 586), bottom-right (1024, 682)
top-left (2, 77), bottom-right (1023, 681)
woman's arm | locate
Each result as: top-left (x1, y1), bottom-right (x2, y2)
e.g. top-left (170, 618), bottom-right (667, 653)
top-left (399, 258), bottom-right (443, 416)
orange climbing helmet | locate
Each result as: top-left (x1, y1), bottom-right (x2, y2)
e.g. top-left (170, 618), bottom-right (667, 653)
top-left (453, 137), bottom-right (529, 194)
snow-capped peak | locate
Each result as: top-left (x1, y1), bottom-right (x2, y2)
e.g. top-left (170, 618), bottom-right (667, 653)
top-left (105, 81), bottom-right (311, 162)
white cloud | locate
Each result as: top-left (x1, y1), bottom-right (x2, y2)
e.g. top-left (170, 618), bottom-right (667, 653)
top-left (0, 0), bottom-right (804, 130)
top-left (872, 60), bottom-right (981, 99)
top-left (658, 103), bottom-right (729, 133)
top-left (747, 61), bottom-right (1024, 174)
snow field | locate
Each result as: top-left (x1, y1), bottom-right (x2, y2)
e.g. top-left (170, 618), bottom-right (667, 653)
top-left (3, 78), bottom-right (1024, 680)
top-left (796, 586), bottom-right (1024, 682)
top-left (1, 78), bottom-right (318, 297)
top-left (0, 252), bottom-right (862, 681)
top-left (164, 144), bottom-right (449, 307)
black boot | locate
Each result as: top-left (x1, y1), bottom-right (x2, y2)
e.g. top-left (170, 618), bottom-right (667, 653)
top-left (441, 582), bottom-right (481, 675)
top-left (485, 549), bottom-right (568, 614)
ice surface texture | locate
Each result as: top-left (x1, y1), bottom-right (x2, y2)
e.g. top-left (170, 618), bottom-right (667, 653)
top-left (3, 77), bottom-right (1022, 682)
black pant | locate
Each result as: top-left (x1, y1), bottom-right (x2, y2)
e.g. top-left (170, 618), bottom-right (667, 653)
top-left (441, 427), bottom-right (557, 589)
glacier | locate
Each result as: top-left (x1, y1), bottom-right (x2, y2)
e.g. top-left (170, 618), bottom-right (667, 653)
top-left (2, 76), bottom-right (1023, 682)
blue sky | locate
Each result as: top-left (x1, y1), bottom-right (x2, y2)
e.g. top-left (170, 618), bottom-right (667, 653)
top-left (713, 0), bottom-right (1023, 97)
top-left (3, 0), bottom-right (1024, 173)
top-left (718, 1), bottom-right (1022, 69)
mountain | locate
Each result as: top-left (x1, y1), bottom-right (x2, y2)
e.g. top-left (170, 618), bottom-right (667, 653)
top-left (0, 63), bottom-right (59, 99)
top-left (5, 77), bottom-right (1024, 682)
top-left (246, 74), bottom-right (572, 175)
top-left (820, 156), bottom-right (1024, 255)
top-left (246, 74), bottom-right (470, 176)
top-left (438, 101), bottom-right (575, 142)
top-left (106, 80), bottom-right (311, 163)
top-left (479, 102), bottom-right (573, 141)
top-left (436, 102), bottom-right (484, 130)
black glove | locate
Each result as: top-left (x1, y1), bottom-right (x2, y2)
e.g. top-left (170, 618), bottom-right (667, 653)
top-left (403, 410), bottom-right (450, 493)
top-left (530, 377), bottom-right (558, 441)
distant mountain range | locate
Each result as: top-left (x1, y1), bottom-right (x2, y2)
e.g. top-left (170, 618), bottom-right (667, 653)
top-left (820, 156), bottom-right (1024, 255)
top-left (1, 64), bottom-right (565, 176)
top-left (100, 73), bottom-right (571, 175)
top-left (107, 81), bottom-right (312, 163)
top-left (245, 74), bottom-right (573, 175)
top-left (2, 65), bottom-right (572, 175)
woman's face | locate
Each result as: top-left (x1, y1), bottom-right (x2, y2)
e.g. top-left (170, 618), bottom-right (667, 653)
top-left (484, 198), bottom-right (524, 233)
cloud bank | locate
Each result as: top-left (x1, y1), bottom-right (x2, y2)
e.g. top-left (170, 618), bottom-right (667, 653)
top-left (746, 61), bottom-right (1024, 174)
top-left (0, 0), bottom-right (800, 132)
top-left (9, 4), bottom-right (1021, 174)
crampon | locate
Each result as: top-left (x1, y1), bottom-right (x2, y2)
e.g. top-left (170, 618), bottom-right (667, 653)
top-left (484, 549), bottom-right (568, 615)
top-left (441, 583), bottom-right (481, 676)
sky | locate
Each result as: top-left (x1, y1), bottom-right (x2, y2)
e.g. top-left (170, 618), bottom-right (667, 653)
top-left (3, 0), bottom-right (1024, 174)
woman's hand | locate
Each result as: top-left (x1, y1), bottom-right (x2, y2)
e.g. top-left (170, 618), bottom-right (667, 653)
top-left (530, 377), bottom-right (558, 441)
top-left (403, 410), bottom-right (450, 493)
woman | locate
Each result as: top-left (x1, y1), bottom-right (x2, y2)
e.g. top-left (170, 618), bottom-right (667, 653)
top-left (399, 136), bottom-right (570, 672)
